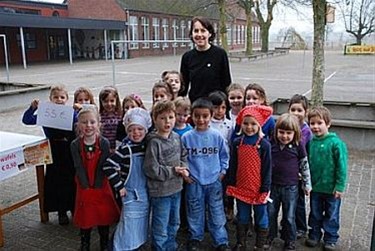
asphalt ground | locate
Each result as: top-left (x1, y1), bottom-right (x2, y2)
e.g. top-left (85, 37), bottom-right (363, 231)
top-left (0, 50), bottom-right (374, 250)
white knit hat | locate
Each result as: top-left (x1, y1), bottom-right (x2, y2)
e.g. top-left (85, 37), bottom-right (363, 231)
top-left (123, 108), bottom-right (152, 132)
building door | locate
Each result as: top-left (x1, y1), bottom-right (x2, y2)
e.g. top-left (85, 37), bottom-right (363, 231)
top-left (48, 34), bottom-right (67, 60)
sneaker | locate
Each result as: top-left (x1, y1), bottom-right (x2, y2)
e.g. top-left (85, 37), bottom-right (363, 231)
top-left (284, 241), bottom-right (296, 250)
top-left (296, 230), bottom-right (307, 239)
top-left (305, 238), bottom-right (319, 247)
top-left (187, 240), bottom-right (200, 251)
top-left (263, 238), bottom-right (273, 249)
top-left (58, 212), bottom-right (69, 225)
top-left (324, 243), bottom-right (336, 251)
top-left (216, 244), bottom-right (231, 251)
top-left (226, 208), bottom-right (234, 221)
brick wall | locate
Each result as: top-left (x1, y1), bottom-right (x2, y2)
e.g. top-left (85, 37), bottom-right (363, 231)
top-left (68, 0), bottom-right (126, 21)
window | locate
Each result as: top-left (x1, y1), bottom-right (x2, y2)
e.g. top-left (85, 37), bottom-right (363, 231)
top-left (237, 25), bottom-right (241, 44)
top-left (129, 16), bottom-right (138, 49)
top-left (227, 24), bottom-right (232, 46)
top-left (232, 24), bottom-right (237, 45)
top-left (141, 16), bottom-right (150, 48)
top-left (180, 20), bottom-right (186, 47)
top-left (252, 26), bottom-right (256, 43)
top-left (172, 19), bottom-right (178, 47)
top-left (162, 18), bottom-right (169, 48)
top-left (241, 25), bottom-right (245, 44)
top-left (152, 17), bottom-right (160, 48)
top-left (16, 33), bottom-right (36, 49)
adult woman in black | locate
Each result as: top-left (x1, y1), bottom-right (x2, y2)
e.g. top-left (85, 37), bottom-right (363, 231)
top-left (180, 16), bottom-right (232, 104)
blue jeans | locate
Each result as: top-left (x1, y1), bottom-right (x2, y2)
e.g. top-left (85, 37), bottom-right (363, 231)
top-left (237, 199), bottom-right (268, 228)
top-left (295, 181), bottom-right (307, 233)
top-left (150, 192), bottom-right (181, 251)
top-left (185, 180), bottom-right (228, 247)
top-left (308, 192), bottom-right (341, 244)
top-left (268, 184), bottom-right (298, 242)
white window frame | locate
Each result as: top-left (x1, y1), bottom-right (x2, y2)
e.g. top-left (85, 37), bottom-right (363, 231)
top-left (241, 25), bottom-right (245, 44)
top-left (141, 16), bottom-right (150, 48)
top-left (129, 16), bottom-right (138, 49)
top-left (237, 25), bottom-right (241, 45)
top-left (172, 19), bottom-right (178, 47)
top-left (180, 20), bottom-right (186, 47)
top-left (152, 17), bottom-right (160, 48)
top-left (227, 24), bottom-right (232, 46)
top-left (232, 24), bottom-right (237, 45)
top-left (162, 18), bottom-right (169, 48)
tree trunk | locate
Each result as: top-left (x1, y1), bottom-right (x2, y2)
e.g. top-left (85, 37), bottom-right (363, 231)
top-left (218, 0), bottom-right (228, 52)
top-left (260, 26), bottom-right (270, 52)
top-left (311, 0), bottom-right (326, 108)
top-left (356, 36), bottom-right (362, 45)
top-left (245, 10), bottom-right (253, 55)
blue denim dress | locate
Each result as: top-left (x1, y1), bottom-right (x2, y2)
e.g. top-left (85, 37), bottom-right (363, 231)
top-left (113, 152), bottom-right (149, 250)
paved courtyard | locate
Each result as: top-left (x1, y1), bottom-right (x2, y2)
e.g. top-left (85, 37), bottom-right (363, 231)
top-left (0, 51), bottom-right (374, 250)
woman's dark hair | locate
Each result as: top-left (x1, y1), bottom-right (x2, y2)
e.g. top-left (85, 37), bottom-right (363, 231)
top-left (189, 16), bottom-right (216, 42)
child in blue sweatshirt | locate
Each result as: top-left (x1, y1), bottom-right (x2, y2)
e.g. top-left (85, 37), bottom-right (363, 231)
top-left (181, 98), bottom-right (231, 251)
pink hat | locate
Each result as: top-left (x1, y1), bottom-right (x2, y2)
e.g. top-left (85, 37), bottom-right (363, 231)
top-left (236, 105), bottom-right (273, 127)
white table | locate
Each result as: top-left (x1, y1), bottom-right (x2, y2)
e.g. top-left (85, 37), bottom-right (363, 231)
top-left (0, 131), bottom-right (50, 247)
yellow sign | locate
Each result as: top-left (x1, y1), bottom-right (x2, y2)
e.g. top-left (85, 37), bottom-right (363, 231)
top-left (345, 45), bottom-right (375, 55)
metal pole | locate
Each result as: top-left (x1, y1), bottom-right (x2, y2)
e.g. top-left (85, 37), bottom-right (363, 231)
top-left (0, 35), bottom-right (9, 82)
top-left (104, 29), bottom-right (108, 61)
top-left (19, 27), bottom-right (27, 69)
top-left (67, 28), bottom-right (73, 65)
top-left (111, 41), bottom-right (115, 86)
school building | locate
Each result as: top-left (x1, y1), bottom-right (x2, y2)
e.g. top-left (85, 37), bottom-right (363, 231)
top-left (0, 0), bottom-right (261, 66)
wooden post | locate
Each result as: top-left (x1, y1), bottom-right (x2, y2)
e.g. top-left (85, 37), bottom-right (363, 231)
top-left (0, 209), bottom-right (4, 247)
top-left (35, 165), bottom-right (49, 222)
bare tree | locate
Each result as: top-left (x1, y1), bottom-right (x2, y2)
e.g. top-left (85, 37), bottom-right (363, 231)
top-left (237, 0), bottom-right (255, 55)
top-left (338, 0), bottom-right (375, 45)
top-left (254, 0), bottom-right (278, 52)
top-left (217, 0), bottom-right (229, 51)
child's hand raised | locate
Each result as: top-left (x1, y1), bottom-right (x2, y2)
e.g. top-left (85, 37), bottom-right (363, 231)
top-left (73, 103), bottom-right (83, 111)
top-left (31, 99), bottom-right (39, 109)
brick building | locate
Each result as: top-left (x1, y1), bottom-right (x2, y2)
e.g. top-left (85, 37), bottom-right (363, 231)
top-left (0, 0), bottom-right (260, 66)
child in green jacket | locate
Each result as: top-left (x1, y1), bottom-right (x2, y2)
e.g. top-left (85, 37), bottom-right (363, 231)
top-left (305, 106), bottom-right (348, 251)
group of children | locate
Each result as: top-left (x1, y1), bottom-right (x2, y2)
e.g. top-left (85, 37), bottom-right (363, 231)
top-left (22, 71), bottom-right (347, 251)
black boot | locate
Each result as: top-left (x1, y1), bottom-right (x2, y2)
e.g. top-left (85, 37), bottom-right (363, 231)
top-left (98, 226), bottom-right (109, 251)
top-left (80, 228), bottom-right (91, 251)
top-left (233, 224), bottom-right (248, 251)
top-left (255, 227), bottom-right (269, 250)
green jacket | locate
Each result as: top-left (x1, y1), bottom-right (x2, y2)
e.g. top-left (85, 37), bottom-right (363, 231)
top-left (308, 132), bottom-right (348, 194)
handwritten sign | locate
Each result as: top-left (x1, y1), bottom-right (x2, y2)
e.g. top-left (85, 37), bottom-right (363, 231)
top-left (37, 102), bottom-right (74, 130)
top-left (0, 147), bottom-right (25, 181)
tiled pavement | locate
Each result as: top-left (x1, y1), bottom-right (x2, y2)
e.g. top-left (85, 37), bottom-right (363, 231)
top-left (1, 52), bottom-right (374, 250)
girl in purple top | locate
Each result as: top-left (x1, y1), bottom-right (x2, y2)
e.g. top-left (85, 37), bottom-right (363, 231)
top-left (99, 86), bottom-right (122, 153)
top-left (267, 113), bottom-right (311, 250)
top-left (288, 94), bottom-right (313, 238)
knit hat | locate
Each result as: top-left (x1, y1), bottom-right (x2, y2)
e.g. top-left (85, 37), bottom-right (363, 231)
top-left (123, 108), bottom-right (152, 132)
top-left (236, 105), bottom-right (273, 127)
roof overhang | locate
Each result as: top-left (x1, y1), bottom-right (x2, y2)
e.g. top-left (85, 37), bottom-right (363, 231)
top-left (0, 13), bottom-right (125, 30)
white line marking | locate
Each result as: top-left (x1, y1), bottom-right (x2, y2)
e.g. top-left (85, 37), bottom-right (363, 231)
top-left (302, 71), bottom-right (337, 96)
